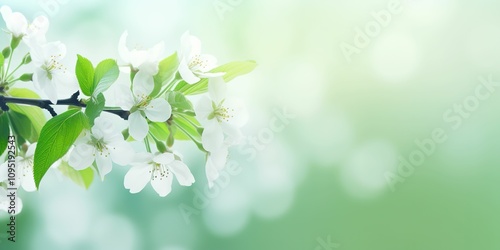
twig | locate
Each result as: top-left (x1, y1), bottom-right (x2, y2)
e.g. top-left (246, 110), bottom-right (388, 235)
top-left (0, 91), bottom-right (130, 119)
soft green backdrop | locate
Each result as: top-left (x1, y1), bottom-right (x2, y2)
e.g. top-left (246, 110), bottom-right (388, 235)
top-left (1, 0), bottom-right (500, 249)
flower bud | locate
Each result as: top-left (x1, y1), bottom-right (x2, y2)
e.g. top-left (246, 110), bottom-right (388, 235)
top-left (20, 73), bottom-right (33, 82)
top-left (10, 36), bottom-right (21, 50)
top-left (22, 54), bottom-right (32, 64)
top-left (2, 47), bottom-right (11, 59)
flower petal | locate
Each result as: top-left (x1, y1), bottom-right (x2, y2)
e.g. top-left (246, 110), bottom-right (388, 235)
top-left (1, 6), bottom-right (28, 37)
top-left (116, 87), bottom-right (135, 111)
top-left (24, 15), bottom-right (49, 45)
top-left (95, 154), bottom-right (113, 180)
top-left (187, 33), bottom-right (202, 59)
top-left (145, 98), bottom-right (171, 122)
top-left (109, 141), bottom-right (135, 166)
top-left (92, 116), bottom-right (115, 137)
top-left (20, 163), bottom-right (36, 192)
top-left (210, 146), bottom-right (228, 171)
top-left (223, 98), bottom-right (249, 127)
top-left (129, 112), bottom-right (149, 140)
top-left (69, 143), bottom-right (95, 170)
top-left (194, 96), bottom-right (214, 125)
top-left (124, 164), bottom-right (151, 194)
top-left (151, 170), bottom-right (173, 197)
top-left (25, 143), bottom-right (37, 158)
top-left (33, 68), bottom-right (49, 90)
top-left (133, 71), bottom-right (154, 97)
top-left (197, 54), bottom-right (218, 72)
top-left (208, 77), bottom-right (227, 104)
top-left (205, 158), bottom-right (219, 189)
top-left (153, 152), bottom-right (175, 165)
top-left (0, 161), bottom-right (7, 182)
top-left (201, 119), bottom-right (224, 152)
top-left (178, 58), bottom-right (200, 84)
top-left (132, 152), bottom-right (154, 165)
top-left (118, 31), bottom-right (130, 64)
top-left (170, 160), bottom-right (195, 186)
top-left (221, 122), bottom-right (243, 145)
top-left (43, 41), bottom-right (66, 59)
top-left (42, 78), bottom-right (59, 105)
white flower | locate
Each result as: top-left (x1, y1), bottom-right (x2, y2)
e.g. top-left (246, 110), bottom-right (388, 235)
top-left (0, 5), bottom-right (48, 42)
top-left (195, 77), bottom-right (248, 151)
top-left (0, 5), bottom-right (26, 38)
top-left (29, 41), bottom-right (72, 104)
top-left (69, 116), bottom-right (135, 180)
top-left (177, 31), bottom-right (224, 84)
top-left (205, 145), bottom-right (229, 188)
top-left (195, 77), bottom-right (247, 187)
top-left (0, 186), bottom-right (23, 215)
top-left (118, 72), bottom-right (172, 140)
top-left (0, 143), bottom-right (37, 192)
top-left (124, 152), bottom-right (195, 197)
top-left (118, 31), bottom-right (164, 75)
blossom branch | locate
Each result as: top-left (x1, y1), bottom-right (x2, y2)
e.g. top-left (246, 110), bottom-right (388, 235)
top-left (0, 91), bottom-right (130, 119)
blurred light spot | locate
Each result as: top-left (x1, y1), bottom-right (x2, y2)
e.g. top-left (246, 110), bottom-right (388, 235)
top-left (273, 60), bottom-right (327, 118)
top-left (202, 185), bottom-right (250, 237)
top-left (89, 214), bottom-right (137, 250)
top-left (298, 109), bottom-right (354, 168)
top-left (257, 142), bottom-right (308, 186)
top-left (466, 23), bottom-right (500, 70)
top-left (244, 2), bottom-right (296, 63)
top-left (249, 144), bottom-right (297, 219)
top-left (406, 0), bottom-right (455, 27)
top-left (340, 141), bottom-right (398, 200)
top-left (370, 33), bottom-right (420, 84)
top-left (41, 193), bottom-right (92, 246)
top-left (151, 208), bottom-right (199, 247)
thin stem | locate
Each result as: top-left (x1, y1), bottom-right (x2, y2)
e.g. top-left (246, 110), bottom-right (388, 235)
top-left (4, 47), bottom-right (14, 80)
top-left (5, 61), bottom-right (24, 81)
top-left (0, 91), bottom-right (130, 119)
top-left (144, 136), bottom-right (152, 153)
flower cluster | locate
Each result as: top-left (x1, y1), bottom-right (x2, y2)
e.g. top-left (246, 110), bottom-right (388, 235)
top-left (0, 6), bottom-right (255, 213)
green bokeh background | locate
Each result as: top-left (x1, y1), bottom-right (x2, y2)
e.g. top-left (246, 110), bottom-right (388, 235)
top-left (2, 0), bottom-right (500, 249)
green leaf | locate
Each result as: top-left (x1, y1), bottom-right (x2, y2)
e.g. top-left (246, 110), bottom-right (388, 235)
top-left (149, 122), bottom-right (170, 141)
top-left (34, 109), bottom-right (89, 189)
top-left (7, 111), bottom-right (35, 142)
top-left (8, 88), bottom-right (46, 141)
top-left (85, 93), bottom-right (105, 126)
top-left (76, 55), bottom-right (95, 97)
top-left (151, 52), bottom-right (179, 97)
top-left (173, 115), bottom-right (201, 142)
top-left (0, 113), bottom-right (10, 156)
top-left (175, 60), bottom-right (257, 95)
top-left (58, 161), bottom-right (94, 190)
top-left (172, 116), bottom-right (204, 151)
top-left (167, 91), bottom-right (193, 111)
top-left (93, 59), bottom-right (119, 96)
top-left (0, 52), bottom-right (4, 69)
